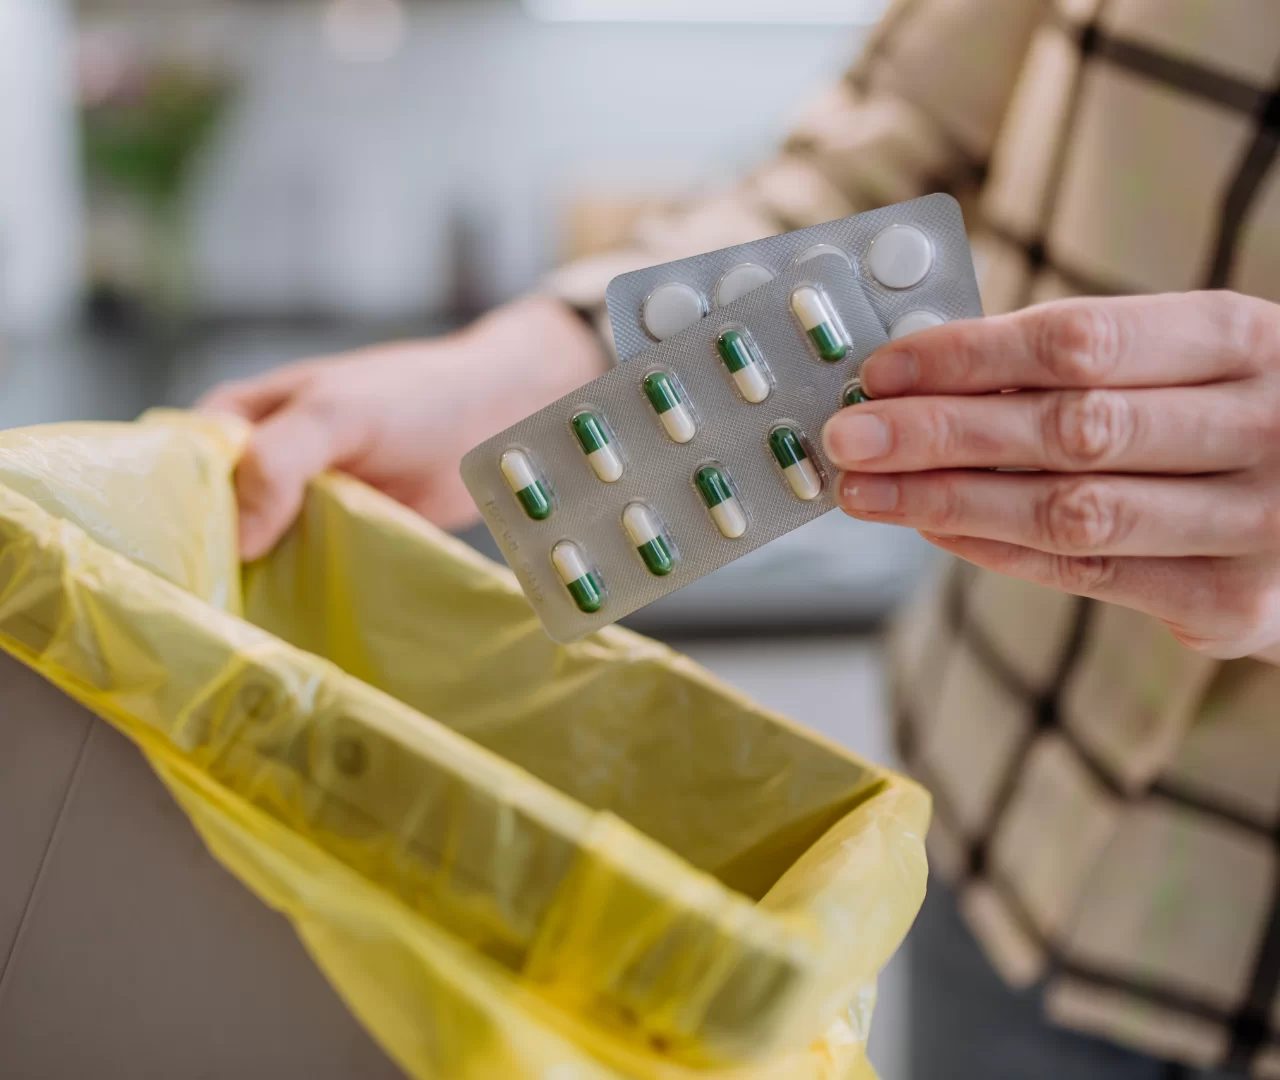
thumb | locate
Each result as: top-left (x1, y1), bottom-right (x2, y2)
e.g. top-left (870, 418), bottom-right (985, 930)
top-left (235, 402), bottom-right (359, 560)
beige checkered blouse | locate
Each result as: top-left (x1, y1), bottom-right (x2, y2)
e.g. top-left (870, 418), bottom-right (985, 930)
top-left (546, 0), bottom-right (1280, 1073)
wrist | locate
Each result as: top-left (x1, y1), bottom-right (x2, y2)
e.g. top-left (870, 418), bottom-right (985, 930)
top-left (465, 294), bottom-right (610, 389)
top-left (452, 295), bottom-right (611, 441)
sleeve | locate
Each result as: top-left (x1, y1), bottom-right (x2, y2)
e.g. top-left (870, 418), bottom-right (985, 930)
top-left (541, 0), bottom-right (1051, 353)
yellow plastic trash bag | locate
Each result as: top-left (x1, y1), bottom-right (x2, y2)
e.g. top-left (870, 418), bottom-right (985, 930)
top-left (0, 410), bottom-right (929, 1079)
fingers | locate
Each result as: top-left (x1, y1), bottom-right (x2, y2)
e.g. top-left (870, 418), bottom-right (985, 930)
top-left (823, 383), bottom-right (1272, 475)
top-left (837, 470), bottom-right (1273, 557)
top-left (235, 401), bottom-right (365, 560)
top-left (195, 362), bottom-right (324, 422)
top-left (917, 534), bottom-right (1280, 659)
top-left (858, 292), bottom-right (1270, 398)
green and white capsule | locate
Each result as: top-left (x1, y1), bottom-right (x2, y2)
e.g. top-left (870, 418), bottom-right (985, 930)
top-left (841, 379), bottom-right (870, 407)
top-left (695, 465), bottom-right (748, 539)
top-left (499, 449), bottom-right (553, 521)
top-left (642, 371), bottom-right (697, 444)
top-left (551, 541), bottom-right (604, 614)
top-left (716, 329), bottom-right (772, 404)
top-left (571, 411), bottom-right (623, 483)
top-left (769, 426), bottom-right (823, 501)
top-left (622, 503), bottom-right (676, 577)
top-left (791, 285), bottom-right (849, 363)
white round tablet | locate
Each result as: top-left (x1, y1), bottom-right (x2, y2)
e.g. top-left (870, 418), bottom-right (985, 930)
top-left (793, 244), bottom-right (852, 267)
top-left (889, 310), bottom-right (946, 340)
top-left (714, 263), bottom-right (775, 307)
top-left (868, 225), bottom-right (934, 289)
top-left (642, 282), bottom-right (705, 341)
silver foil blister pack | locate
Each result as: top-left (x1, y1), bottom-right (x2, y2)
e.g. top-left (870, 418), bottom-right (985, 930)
top-left (606, 193), bottom-right (978, 362)
top-left (461, 195), bottom-right (982, 643)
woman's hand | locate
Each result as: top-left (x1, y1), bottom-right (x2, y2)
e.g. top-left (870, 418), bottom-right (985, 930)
top-left (822, 291), bottom-right (1280, 663)
top-left (198, 295), bottom-right (606, 559)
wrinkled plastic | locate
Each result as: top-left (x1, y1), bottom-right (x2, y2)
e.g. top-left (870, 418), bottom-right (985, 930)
top-left (0, 410), bottom-right (929, 1079)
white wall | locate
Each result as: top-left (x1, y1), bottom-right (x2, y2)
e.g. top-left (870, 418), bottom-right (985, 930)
top-left (0, 0), bottom-right (83, 337)
top-left (189, 0), bottom-right (865, 319)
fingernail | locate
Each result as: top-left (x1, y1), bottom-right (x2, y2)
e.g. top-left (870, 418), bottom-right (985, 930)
top-left (823, 413), bottom-right (891, 465)
top-left (861, 350), bottom-right (918, 397)
top-left (840, 474), bottom-right (899, 513)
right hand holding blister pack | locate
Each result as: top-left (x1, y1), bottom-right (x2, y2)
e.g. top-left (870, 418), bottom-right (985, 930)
top-left (461, 194), bottom-right (983, 642)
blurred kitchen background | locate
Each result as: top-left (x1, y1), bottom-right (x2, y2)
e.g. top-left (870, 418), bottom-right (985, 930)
top-left (0, 0), bottom-right (946, 1073)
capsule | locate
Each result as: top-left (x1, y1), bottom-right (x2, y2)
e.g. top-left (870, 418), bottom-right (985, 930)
top-left (642, 371), bottom-right (697, 444)
top-left (841, 379), bottom-right (870, 408)
top-left (791, 286), bottom-right (849, 362)
top-left (571, 411), bottom-right (623, 482)
top-left (499, 449), bottom-right (552, 521)
top-left (716, 329), bottom-right (772, 404)
top-left (551, 541), bottom-right (604, 614)
top-left (769, 427), bottom-right (823, 501)
top-left (622, 503), bottom-right (675, 577)
top-left (695, 466), bottom-right (747, 539)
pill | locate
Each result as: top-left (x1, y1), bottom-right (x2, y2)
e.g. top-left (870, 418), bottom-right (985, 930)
top-left (769, 427), bottom-right (823, 501)
top-left (791, 286), bottom-right (849, 362)
top-left (695, 466), bottom-right (747, 539)
top-left (889, 309), bottom-right (946, 340)
top-left (622, 503), bottom-right (675, 577)
top-left (794, 243), bottom-right (851, 267)
top-left (571, 411), bottom-right (623, 482)
top-left (643, 371), bottom-right (697, 444)
top-left (865, 225), bottom-right (936, 290)
top-left (715, 262), bottom-right (775, 307)
top-left (642, 282), bottom-right (705, 340)
top-left (716, 329), bottom-right (771, 403)
top-left (551, 541), bottom-right (604, 613)
top-left (499, 449), bottom-right (553, 521)
top-left (868, 224), bottom-right (934, 289)
top-left (841, 379), bottom-right (871, 407)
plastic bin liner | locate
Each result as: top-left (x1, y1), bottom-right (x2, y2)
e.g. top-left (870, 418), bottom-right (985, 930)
top-left (0, 410), bottom-right (929, 1079)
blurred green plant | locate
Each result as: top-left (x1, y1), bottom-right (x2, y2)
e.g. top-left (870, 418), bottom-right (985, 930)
top-left (82, 63), bottom-right (232, 212)
top-left (80, 59), bottom-right (236, 336)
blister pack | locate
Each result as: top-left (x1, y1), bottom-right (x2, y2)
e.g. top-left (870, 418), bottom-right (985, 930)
top-left (606, 192), bottom-right (978, 363)
top-left (461, 194), bottom-right (982, 643)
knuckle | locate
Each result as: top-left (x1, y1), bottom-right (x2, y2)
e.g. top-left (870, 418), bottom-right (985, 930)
top-left (927, 475), bottom-right (968, 533)
top-left (1167, 626), bottom-right (1226, 656)
top-left (1260, 587), bottom-right (1280, 635)
top-left (1046, 389), bottom-right (1135, 468)
top-left (1256, 503), bottom-right (1280, 551)
top-left (921, 402), bottom-right (965, 462)
top-left (1036, 479), bottom-right (1128, 552)
top-left (940, 321), bottom-right (981, 376)
top-left (1265, 398), bottom-right (1280, 444)
top-left (1234, 395), bottom-right (1279, 466)
top-left (1051, 554), bottom-right (1117, 594)
top-left (298, 386), bottom-right (342, 426)
top-left (237, 443), bottom-right (287, 499)
top-left (1220, 577), bottom-right (1280, 636)
top-left (1219, 291), bottom-right (1279, 374)
top-left (1035, 304), bottom-right (1122, 384)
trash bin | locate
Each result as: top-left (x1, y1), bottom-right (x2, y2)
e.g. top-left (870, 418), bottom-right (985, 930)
top-left (0, 411), bottom-right (929, 1079)
top-left (0, 650), bottom-right (406, 1080)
